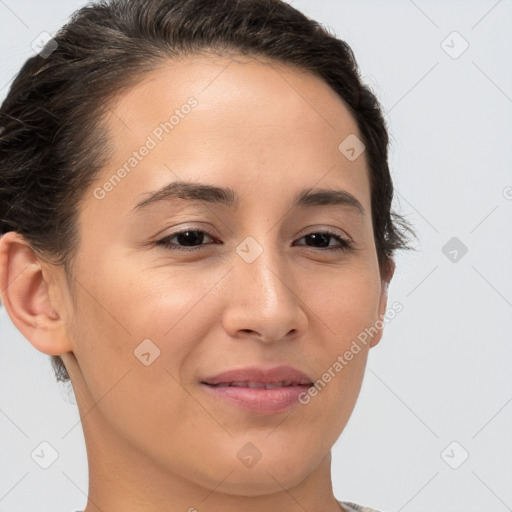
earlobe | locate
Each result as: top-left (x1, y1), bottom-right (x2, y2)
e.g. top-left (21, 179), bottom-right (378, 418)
top-left (0, 231), bottom-right (72, 356)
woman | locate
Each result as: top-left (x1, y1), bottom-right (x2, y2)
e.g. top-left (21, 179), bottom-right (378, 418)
top-left (0, 0), bottom-right (414, 511)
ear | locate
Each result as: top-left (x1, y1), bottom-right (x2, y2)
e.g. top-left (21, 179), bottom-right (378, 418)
top-left (0, 232), bottom-right (73, 356)
top-left (369, 257), bottom-right (396, 348)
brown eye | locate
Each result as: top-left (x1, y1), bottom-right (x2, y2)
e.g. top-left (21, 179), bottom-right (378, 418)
top-left (157, 229), bottom-right (218, 251)
top-left (294, 231), bottom-right (351, 251)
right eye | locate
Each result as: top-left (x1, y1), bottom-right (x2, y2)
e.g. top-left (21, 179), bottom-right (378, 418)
top-left (156, 229), bottom-right (220, 252)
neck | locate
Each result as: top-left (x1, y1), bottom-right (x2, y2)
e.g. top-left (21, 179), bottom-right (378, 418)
top-left (79, 416), bottom-right (341, 512)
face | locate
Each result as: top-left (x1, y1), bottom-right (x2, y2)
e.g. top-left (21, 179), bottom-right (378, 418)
top-left (37, 54), bottom-right (392, 495)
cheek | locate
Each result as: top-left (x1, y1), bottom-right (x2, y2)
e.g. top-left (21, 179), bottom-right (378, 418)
top-left (300, 264), bottom-right (380, 417)
top-left (67, 264), bottom-right (218, 466)
top-left (304, 261), bottom-right (382, 339)
top-left (68, 256), bottom-right (222, 432)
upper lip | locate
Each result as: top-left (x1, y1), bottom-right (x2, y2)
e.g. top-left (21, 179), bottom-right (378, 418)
top-left (201, 365), bottom-right (313, 386)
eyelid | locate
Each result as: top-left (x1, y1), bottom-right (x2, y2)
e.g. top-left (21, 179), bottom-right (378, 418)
top-left (293, 230), bottom-right (352, 250)
top-left (156, 227), bottom-right (218, 252)
top-left (295, 224), bottom-right (353, 243)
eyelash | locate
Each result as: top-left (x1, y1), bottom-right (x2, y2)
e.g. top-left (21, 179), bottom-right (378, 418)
top-left (156, 228), bottom-right (352, 252)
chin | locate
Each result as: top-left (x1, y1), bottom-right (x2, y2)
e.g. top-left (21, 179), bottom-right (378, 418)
top-left (211, 466), bottom-right (312, 497)
top-left (195, 445), bottom-right (321, 496)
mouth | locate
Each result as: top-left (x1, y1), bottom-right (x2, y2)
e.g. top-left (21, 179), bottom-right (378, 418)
top-left (200, 365), bottom-right (314, 414)
top-left (204, 381), bottom-right (312, 389)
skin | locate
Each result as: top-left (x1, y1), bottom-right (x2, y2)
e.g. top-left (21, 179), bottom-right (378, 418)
top-left (0, 54), bottom-right (394, 512)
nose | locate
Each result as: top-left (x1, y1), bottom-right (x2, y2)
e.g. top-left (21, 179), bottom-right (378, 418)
top-left (221, 244), bottom-right (308, 344)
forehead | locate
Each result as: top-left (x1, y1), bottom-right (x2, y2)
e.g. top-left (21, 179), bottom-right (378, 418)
top-left (91, 53), bottom-right (370, 216)
top-left (107, 53), bottom-right (361, 144)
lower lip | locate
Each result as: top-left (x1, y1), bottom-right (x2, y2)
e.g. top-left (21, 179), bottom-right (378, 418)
top-left (201, 384), bottom-right (311, 414)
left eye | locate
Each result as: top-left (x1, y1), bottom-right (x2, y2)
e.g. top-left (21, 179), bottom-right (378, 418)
top-left (293, 231), bottom-right (351, 251)
top-left (156, 229), bottom-right (351, 251)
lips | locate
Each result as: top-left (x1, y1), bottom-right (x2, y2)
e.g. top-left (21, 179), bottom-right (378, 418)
top-left (200, 365), bottom-right (314, 414)
top-left (201, 365), bottom-right (313, 387)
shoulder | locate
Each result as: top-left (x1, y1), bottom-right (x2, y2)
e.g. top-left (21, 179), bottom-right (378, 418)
top-left (338, 500), bottom-right (384, 512)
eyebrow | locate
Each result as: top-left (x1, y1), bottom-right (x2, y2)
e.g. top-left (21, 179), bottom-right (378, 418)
top-left (132, 181), bottom-right (365, 216)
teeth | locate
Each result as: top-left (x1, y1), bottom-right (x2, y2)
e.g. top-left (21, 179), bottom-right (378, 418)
top-left (248, 381), bottom-right (266, 389)
top-left (230, 381), bottom-right (266, 388)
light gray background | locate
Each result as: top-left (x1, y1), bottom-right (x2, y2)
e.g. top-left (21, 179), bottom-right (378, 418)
top-left (1, 1), bottom-right (511, 511)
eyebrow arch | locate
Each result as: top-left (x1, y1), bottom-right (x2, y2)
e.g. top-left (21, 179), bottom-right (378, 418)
top-left (132, 181), bottom-right (365, 216)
